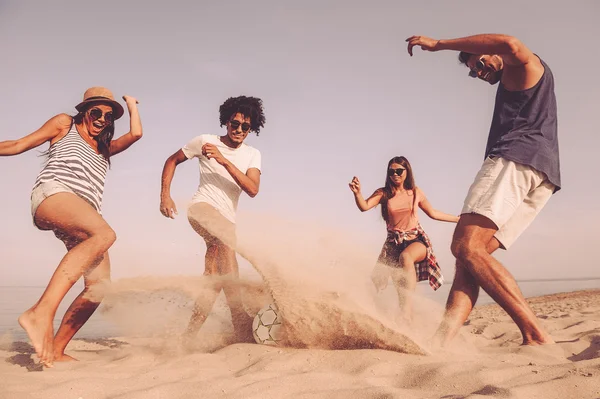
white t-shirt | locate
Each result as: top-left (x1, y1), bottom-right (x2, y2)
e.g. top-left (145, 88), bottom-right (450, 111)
top-left (182, 134), bottom-right (261, 223)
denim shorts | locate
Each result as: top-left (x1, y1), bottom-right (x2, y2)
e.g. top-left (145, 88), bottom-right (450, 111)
top-left (377, 235), bottom-right (427, 268)
top-left (30, 180), bottom-right (75, 221)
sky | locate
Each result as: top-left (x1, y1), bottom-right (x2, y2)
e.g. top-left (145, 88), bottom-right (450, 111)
top-left (0, 0), bottom-right (599, 287)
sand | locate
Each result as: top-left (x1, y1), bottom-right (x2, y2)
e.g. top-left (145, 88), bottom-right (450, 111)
top-left (1, 217), bottom-right (599, 398)
top-left (1, 288), bottom-right (599, 399)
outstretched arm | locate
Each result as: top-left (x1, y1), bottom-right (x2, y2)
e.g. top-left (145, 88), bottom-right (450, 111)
top-left (0, 113), bottom-right (71, 156)
top-left (349, 176), bottom-right (383, 212)
top-left (160, 149), bottom-right (188, 218)
top-left (406, 34), bottom-right (534, 66)
top-left (417, 188), bottom-right (459, 223)
top-left (110, 96), bottom-right (142, 156)
top-left (202, 143), bottom-right (260, 197)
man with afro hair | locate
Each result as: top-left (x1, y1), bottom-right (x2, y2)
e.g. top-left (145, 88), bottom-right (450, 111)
top-left (160, 95), bottom-right (265, 342)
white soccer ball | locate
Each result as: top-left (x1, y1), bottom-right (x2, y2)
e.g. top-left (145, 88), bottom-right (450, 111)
top-left (252, 303), bottom-right (284, 345)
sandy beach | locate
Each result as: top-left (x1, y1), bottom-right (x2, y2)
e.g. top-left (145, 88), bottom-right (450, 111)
top-left (1, 288), bottom-right (599, 399)
top-left (1, 218), bottom-right (599, 399)
top-left (2, 1), bottom-right (599, 397)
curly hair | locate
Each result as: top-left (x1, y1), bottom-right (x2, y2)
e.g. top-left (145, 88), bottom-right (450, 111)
top-left (219, 96), bottom-right (266, 135)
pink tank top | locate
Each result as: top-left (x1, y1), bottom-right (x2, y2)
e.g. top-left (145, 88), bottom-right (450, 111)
top-left (386, 189), bottom-right (420, 231)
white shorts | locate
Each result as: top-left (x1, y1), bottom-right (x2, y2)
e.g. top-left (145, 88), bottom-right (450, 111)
top-left (30, 180), bottom-right (75, 220)
top-left (461, 157), bottom-right (555, 249)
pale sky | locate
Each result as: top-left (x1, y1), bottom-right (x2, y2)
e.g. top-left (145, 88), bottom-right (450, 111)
top-left (1, 1), bottom-right (599, 287)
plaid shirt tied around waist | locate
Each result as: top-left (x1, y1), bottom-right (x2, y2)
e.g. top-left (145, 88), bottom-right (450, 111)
top-left (385, 223), bottom-right (444, 291)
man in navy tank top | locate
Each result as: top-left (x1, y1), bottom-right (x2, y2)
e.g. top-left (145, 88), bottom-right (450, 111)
top-left (406, 34), bottom-right (560, 347)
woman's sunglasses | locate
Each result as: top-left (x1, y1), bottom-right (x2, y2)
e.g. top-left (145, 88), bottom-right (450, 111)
top-left (88, 108), bottom-right (114, 125)
top-left (388, 168), bottom-right (405, 176)
top-left (229, 120), bottom-right (251, 133)
top-left (468, 58), bottom-right (486, 78)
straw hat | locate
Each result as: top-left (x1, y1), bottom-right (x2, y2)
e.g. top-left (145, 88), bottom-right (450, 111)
top-left (75, 87), bottom-right (125, 120)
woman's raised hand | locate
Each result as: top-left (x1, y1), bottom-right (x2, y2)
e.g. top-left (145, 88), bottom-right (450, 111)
top-left (122, 95), bottom-right (139, 109)
top-left (348, 176), bottom-right (361, 194)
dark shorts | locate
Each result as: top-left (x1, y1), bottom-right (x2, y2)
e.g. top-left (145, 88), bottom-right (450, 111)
top-left (376, 236), bottom-right (427, 268)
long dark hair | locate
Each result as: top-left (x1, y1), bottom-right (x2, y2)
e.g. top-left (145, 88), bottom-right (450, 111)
top-left (73, 105), bottom-right (115, 165)
top-left (379, 156), bottom-right (417, 224)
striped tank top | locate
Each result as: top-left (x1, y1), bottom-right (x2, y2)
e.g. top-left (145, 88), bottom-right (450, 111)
top-left (33, 122), bottom-right (108, 213)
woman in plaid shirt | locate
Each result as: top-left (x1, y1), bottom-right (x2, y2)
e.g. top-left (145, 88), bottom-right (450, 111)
top-left (349, 156), bottom-right (459, 323)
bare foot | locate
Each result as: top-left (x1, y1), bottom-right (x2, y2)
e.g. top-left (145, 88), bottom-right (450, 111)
top-left (18, 309), bottom-right (55, 366)
top-left (522, 334), bottom-right (555, 346)
top-left (53, 352), bottom-right (78, 362)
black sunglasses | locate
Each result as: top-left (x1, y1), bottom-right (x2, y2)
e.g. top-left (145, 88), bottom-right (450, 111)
top-left (88, 108), bottom-right (114, 124)
top-left (388, 168), bottom-right (405, 176)
top-left (468, 58), bottom-right (485, 78)
top-left (229, 120), bottom-right (251, 133)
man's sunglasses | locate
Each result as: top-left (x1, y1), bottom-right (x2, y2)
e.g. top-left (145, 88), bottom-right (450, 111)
top-left (229, 120), bottom-right (251, 133)
top-left (388, 168), bottom-right (405, 176)
top-left (88, 108), bottom-right (114, 125)
top-left (468, 58), bottom-right (485, 78)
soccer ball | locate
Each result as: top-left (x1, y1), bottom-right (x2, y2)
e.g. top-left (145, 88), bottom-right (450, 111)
top-left (252, 303), bottom-right (284, 345)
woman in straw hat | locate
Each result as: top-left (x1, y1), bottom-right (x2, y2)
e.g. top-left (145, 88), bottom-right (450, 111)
top-left (0, 87), bottom-right (142, 366)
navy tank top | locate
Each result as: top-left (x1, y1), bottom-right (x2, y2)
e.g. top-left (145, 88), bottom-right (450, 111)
top-left (486, 56), bottom-right (561, 191)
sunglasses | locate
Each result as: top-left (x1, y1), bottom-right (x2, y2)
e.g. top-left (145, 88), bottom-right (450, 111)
top-left (388, 168), bottom-right (405, 176)
top-left (229, 120), bottom-right (251, 133)
top-left (468, 57), bottom-right (486, 78)
top-left (88, 108), bottom-right (114, 125)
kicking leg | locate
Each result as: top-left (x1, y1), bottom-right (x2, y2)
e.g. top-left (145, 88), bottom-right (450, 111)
top-left (450, 214), bottom-right (552, 345)
top-left (186, 243), bottom-right (222, 337)
top-left (219, 245), bottom-right (253, 342)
